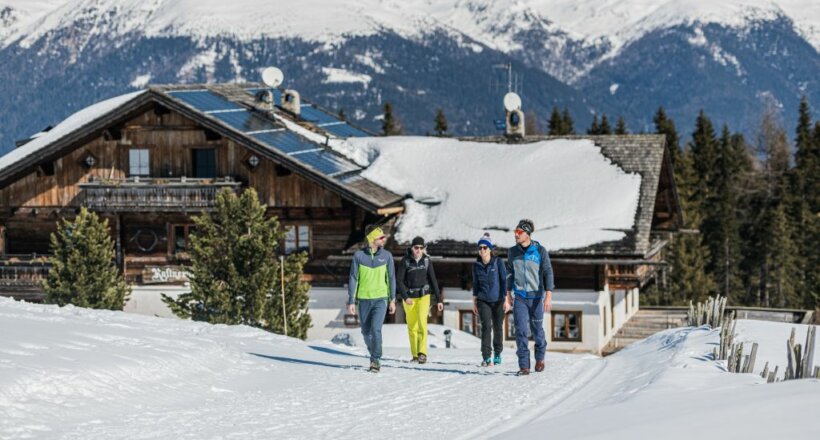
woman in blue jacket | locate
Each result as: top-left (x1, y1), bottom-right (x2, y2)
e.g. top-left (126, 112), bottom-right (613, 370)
top-left (472, 233), bottom-right (508, 366)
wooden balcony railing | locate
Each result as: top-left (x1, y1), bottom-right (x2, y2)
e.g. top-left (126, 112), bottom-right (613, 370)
top-left (0, 258), bottom-right (51, 287)
top-left (80, 177), bottom-right (242, 212)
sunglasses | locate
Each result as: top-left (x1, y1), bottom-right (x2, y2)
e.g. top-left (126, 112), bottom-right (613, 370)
top-left (377, 235), bottom-right (387, 241)
top-left (514, 229), bottom-right (526, 236)
top-left (478, 245), bottom-right (489, 251)
top-left (412, 245), bottom-right (425, 250)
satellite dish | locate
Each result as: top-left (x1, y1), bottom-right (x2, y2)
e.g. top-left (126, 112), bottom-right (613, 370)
top-left (261, 67), bottom-right (284, 88)
top-left (503, 92), bottom-right (522, 111)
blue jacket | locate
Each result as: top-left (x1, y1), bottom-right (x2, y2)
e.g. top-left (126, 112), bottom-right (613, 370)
top-left (472, 255), bottom-right (507, 303)
top-left (505, 240), bottom-right (554, 299)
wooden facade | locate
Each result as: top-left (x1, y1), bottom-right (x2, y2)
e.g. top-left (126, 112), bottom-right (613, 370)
top-left (0, 85), bottom-right (680, 309)
top-left (0, 98), bottom-right (380, 293)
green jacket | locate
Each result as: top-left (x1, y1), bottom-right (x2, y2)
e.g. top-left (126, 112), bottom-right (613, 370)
top-left (348, 246), bottom-right (396, 305)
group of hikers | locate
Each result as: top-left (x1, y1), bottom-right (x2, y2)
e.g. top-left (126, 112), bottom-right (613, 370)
top-left (347, 219), bottom-right (554, 376)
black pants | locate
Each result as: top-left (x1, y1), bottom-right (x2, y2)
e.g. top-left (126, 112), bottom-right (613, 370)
top-left (477, 299), bottom-right (505, 359)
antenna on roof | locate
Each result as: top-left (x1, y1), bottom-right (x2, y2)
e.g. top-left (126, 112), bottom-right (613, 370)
top-left (261, 67), bottom-right (284, 110)
top-left (261, 67), bottom-right (284, 88)
top-left (491, 63), bottom-right (524, 133)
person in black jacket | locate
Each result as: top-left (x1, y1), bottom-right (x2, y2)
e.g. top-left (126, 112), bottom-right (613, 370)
top-left (397, 236), bottom-right (442, 364)
top-left (472, 233), bottom-right (508, 366)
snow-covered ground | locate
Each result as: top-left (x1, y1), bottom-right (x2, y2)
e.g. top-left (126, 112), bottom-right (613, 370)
top-left (1, 297), bottom-right (818, 439)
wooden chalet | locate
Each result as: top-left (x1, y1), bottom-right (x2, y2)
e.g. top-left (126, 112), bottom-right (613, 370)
top-left (0, 83), bottom-right (405, 299)
top-left (0, 81), bottom-right (681, 354)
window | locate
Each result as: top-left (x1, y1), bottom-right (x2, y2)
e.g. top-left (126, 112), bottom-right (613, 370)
top-left (170, 224), bottom-right (196, 255)
top-left (284, 225), bottom-right (311, 254)
top-left (459, 310), bottom-right (477, 336)
top-left (505, 312), bottom-right (516, 340)
top-left (552, 311), bottom-right (582, 342)
top-left (505, 312), bottom-right (532, 340)
top-left (129, 149), bottom-right (150, 176)
top-left (192, 148), bottom-right (216, 178)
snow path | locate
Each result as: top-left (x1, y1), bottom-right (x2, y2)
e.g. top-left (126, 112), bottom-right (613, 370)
top-left (0, 298), bottom-right (600, 439)
top-left (2, 298), bottom-right (818, 439)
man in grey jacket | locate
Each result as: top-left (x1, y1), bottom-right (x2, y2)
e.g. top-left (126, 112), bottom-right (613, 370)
top-left (504, 219), bottom-right (554, 376)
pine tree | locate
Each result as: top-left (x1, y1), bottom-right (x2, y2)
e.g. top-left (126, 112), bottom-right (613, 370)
top-left (561, 107), bottom-right (575, 135)
top-left (163, 188), bottom-right (312, 339)
top-left (382, 102), bottom-right (402, 136)
top-left (434, 108), bottom-right (448, 136)
top-left (43, 207), bottom-right (130, 309)
top-left (587, 114), bottom-right (600, 135)
top-left (615, 117), bottom-right (628, 135)
top-left (790, 98), bottom-right (819, 308)
top-left (701, 125), bottom-right (745, 302)
top-left (689, 110), bottom-right (720, 210)
top-left (599, 114), bottom-right (612, 135)
top-left (548, 106), bottom-right (563, 135)
top-left (525, 110), bottom-right (542, 135)
top-left (747, 109), bottom-right (801, 307)
top-left (666, 149), bottom-right (716, 304)
top-left (653, 106), bottom-right (681, 166)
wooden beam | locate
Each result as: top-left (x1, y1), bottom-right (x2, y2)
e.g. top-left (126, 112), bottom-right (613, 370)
top-left (377, 206), bottom-right (404, 215)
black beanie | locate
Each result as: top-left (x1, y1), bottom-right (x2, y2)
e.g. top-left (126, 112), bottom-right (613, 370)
top-left (516, 219), bottom-right (534, 235)
top-left (411, 236), bottom-right (425, 247)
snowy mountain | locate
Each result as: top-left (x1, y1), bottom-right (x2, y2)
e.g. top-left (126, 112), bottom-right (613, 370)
top-left (1, 0), bottom-right (818, 151)
top-left (1, 297), bottom-right (819, 438)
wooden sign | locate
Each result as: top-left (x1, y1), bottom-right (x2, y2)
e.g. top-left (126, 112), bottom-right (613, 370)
top-left (142, 266), bottom-right (191, 284)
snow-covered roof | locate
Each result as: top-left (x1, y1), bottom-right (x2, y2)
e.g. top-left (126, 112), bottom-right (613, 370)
top-left (330, 136), bottom-right (652, 252)
top-left (0, 83), bottom-right (401, 213)
top-left (0, 91), bottom-right (145, 175)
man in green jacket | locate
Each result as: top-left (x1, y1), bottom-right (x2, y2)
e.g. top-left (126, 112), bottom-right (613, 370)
top-left (347, 225), bottom-right (396, 372)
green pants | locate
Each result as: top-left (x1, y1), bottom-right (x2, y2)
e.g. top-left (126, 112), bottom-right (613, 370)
top-left (403, 294), bottom-right (430, 358)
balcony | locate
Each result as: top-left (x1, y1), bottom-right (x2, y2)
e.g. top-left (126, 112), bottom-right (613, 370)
top-left (0, 258), bottom-right (50, 299)
top-left (80, 177), bottom-right (242, 212)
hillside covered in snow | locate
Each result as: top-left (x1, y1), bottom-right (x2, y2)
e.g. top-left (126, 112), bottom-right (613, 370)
top-left (1, 297), bottom-right (818, 439)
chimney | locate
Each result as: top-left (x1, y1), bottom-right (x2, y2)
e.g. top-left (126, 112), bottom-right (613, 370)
top-left (282, 89), bottom-right (301, 116)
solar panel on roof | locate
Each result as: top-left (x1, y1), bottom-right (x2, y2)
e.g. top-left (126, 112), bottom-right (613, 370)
top-left (294, 149), bottom-right (361, 176)
top-left (299, 105), bottom-right (338, 124)
top-left (251, 130), bottom-right (318, 155)
top-left (212, 111), bottom-right (280, 133)
top-left (323, 123), bottom-right (370, 138)
top-left (167, 90), bottom-right (243, 113)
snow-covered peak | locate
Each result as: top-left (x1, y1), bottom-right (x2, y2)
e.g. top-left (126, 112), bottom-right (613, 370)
top-left (538, 0), bottom-right (820, 51)
top-left (3, 0), bottom-right (818, 53)
top-left (0, 0), bottom-right (67, 42)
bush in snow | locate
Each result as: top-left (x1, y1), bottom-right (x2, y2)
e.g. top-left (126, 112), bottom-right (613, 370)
top-left (43, 207), bottom-right (130, 310)
top-left (162, 188), bottom-right (312, 339)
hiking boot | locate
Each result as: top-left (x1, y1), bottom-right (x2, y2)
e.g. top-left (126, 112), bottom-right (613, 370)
top-left (481, 358), bottom-right (492, 367)
top-left (516, 368), bottom-right (530, 376)
top-left (369, 361), bottom-right (381, 373)
top-left (410, 357), bottom-right (419, 363)
top-left (417, 353), bottom-right (427, 364)
top-left (535, 360), bottom-right (545, 372)
top-left (493, 354), bottom-right (502, 365)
